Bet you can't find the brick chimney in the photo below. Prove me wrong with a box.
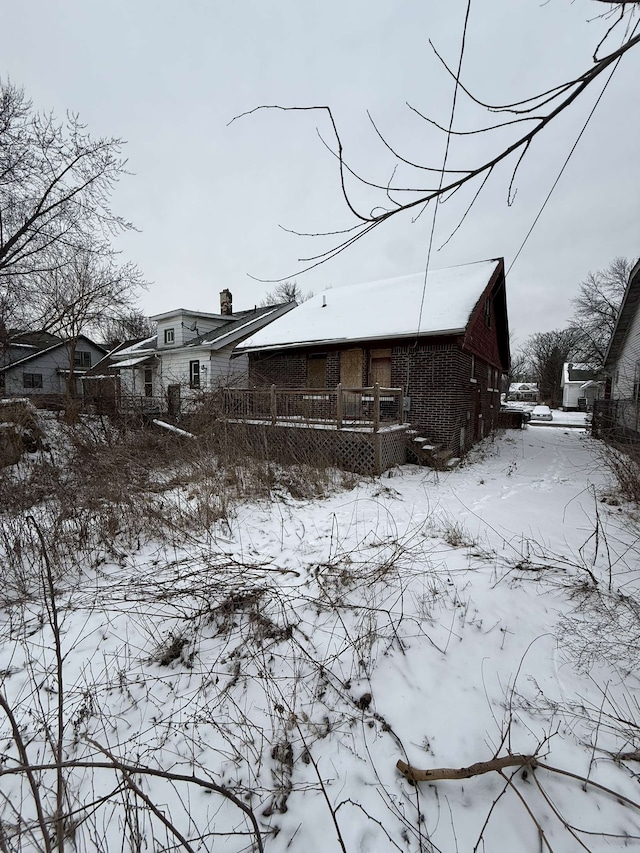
[220,289,233,316]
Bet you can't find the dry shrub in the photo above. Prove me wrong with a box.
[599,439,640,504]
[0,413,359,604]
[0,398,44,466]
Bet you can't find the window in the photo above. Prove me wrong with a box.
[190,360,200,388]
[23,373,43,389]
[164,328,175,345]
[470,354,476,382]
[484,298,491,328]
[74,351,92,368]
[307,354,327,388]
[144,367,153,398]
[369,348,392,388]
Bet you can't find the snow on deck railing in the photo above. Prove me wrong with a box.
[222,384,405,432]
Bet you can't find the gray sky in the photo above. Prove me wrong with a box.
[3,0,639,346]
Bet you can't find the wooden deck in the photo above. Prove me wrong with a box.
[221,384,409,474]
[221,384,405,432]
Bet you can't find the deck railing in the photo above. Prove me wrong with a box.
[222,384,405,432]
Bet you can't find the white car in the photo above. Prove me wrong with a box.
[530,405,553,421]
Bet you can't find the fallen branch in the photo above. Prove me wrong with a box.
[396,754,536,783]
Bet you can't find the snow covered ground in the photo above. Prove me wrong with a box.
[2,423,640,851]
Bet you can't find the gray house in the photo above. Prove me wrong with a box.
[0,331,107,399]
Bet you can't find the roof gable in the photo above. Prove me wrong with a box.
[238,259,504,352]
[111,304,296,362]
[1,334,107,372]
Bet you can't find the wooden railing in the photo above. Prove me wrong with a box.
[222,384,404,432]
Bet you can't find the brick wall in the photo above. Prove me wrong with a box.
[464,297,502,367]
[249,351,308,387]
[248,339,501,455]
[249,348,351,388]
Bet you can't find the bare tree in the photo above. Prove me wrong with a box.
[99,309,155,349]
[30,251,145,400]
[0,79,135,285]
[260,280,312,306]
[232,2,640,278]
[522,328,582,407]
[507,347,533,385]
[0,285,26,356]
[569,256,634,367]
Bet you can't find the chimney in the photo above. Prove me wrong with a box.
[220,289,233,316]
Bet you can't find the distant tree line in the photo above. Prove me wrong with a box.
[511,257,634,407]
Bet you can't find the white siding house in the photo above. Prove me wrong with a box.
[110,290,295,410]
[602,258,640,436]
[560,363,603,411]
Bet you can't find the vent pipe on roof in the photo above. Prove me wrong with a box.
[322,295,327,308]
[220,289,233,316]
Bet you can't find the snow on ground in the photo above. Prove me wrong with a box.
[2,424,640,851]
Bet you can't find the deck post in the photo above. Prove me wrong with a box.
[397,389,404,425]
[336,383,343,429]
[270,384,277,425]
[374,433,382,474]
[373,383,380,433]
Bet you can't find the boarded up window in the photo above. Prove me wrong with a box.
[340,348,363,388]
[307,354,327,388]
[369,348,392,388]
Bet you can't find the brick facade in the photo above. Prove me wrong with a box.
[248,337,503,455]
[247,265,509,456]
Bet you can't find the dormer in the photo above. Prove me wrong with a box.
[152,309,230,349]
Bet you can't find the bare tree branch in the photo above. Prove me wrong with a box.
[232,7,640,280]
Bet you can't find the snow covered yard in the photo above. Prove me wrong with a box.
[2,421,640,851]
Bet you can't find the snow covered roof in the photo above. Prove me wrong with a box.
[114,355,154,368]
[0,334,106,372]
[509,383,537,392]
[183,304,294,351]
[238,259,503,352]
[563,362,599,384]
[110,336,158,360]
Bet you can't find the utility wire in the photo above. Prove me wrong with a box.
[507,21,637,276]
[414,0,473,340]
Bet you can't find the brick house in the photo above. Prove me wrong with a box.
[238,258,510,455]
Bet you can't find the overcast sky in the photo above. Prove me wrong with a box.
[2,0,639,346]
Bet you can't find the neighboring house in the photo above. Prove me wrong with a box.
[238,258,510,454]
[0,331,107,398]
[600,257,640,438]
[82,338,146,414]
[109,290,295,409]
[560,363,603,411]
[508,382,538,402]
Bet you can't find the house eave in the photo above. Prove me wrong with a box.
[239,327,466,354]
[149,308,229,322]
